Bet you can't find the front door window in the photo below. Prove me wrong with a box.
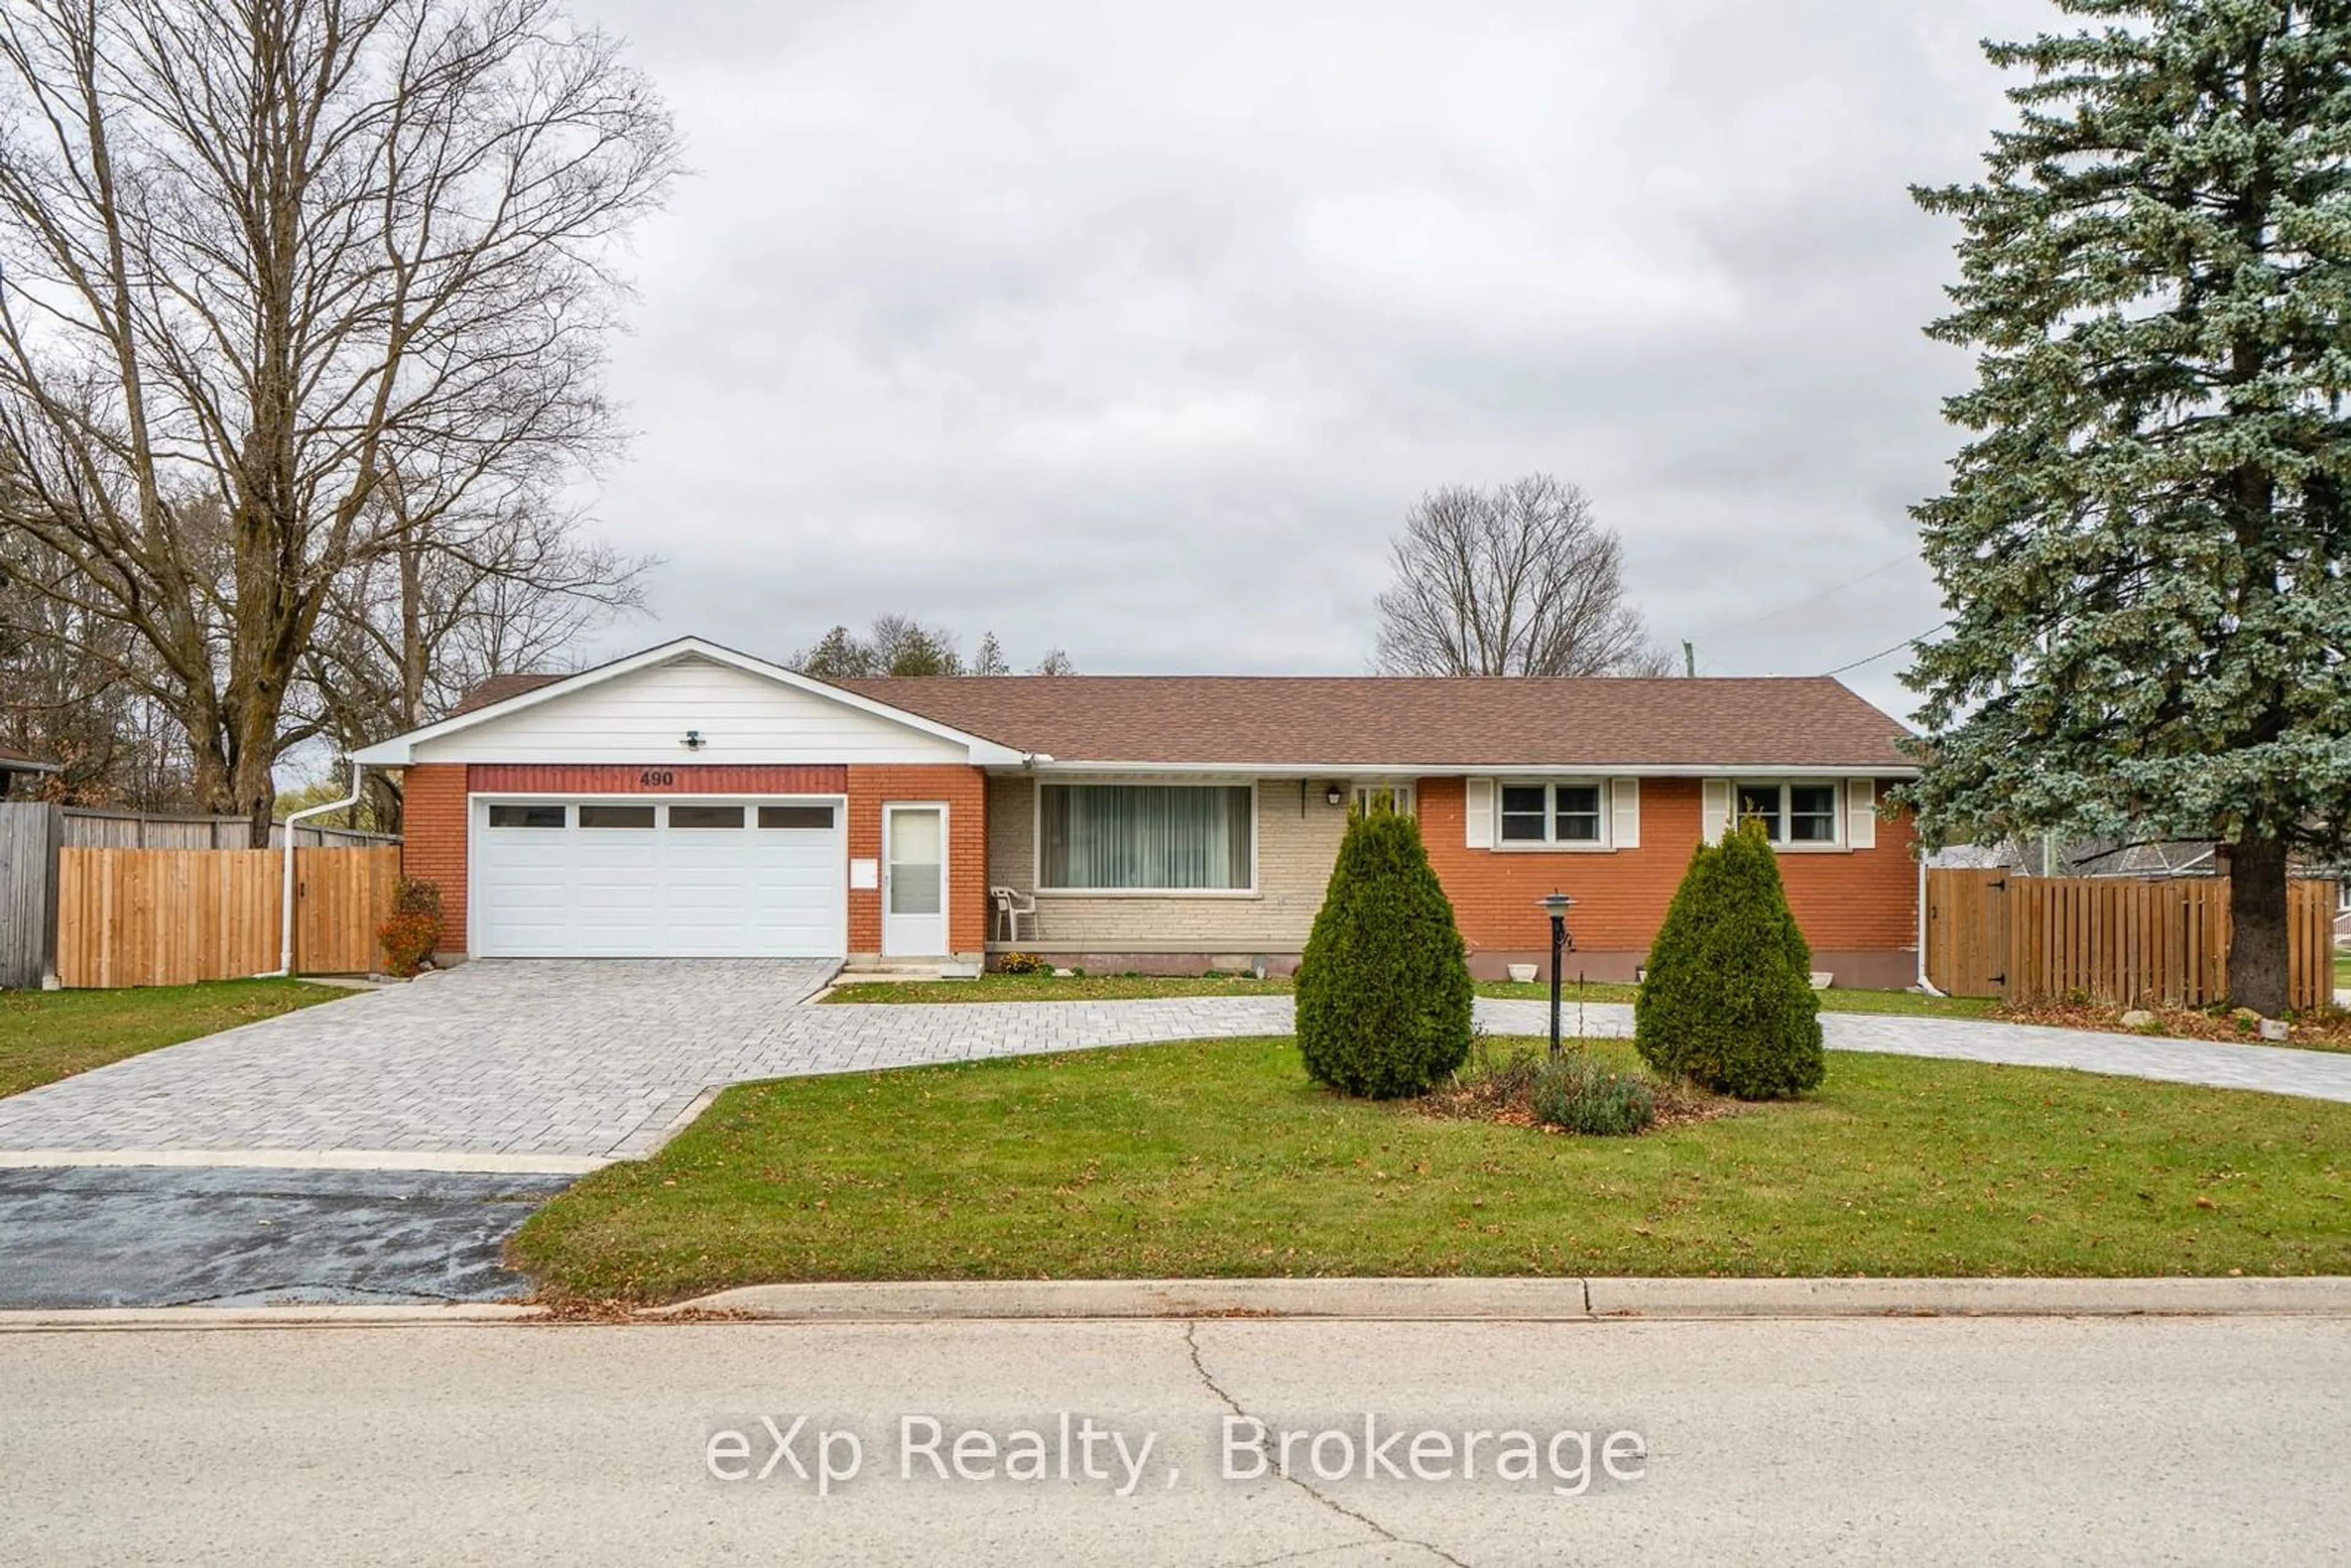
[882,805,948,955]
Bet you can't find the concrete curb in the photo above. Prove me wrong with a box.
[0,1304,546,1332]
[663,1276,2351,1322]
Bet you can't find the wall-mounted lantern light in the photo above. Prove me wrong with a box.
[1325,784,1345,806]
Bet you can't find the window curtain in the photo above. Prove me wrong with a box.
[1041,784,1252,890]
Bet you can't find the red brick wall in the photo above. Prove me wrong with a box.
[1419,776,1917,967]
[845,764,990,955]
[400,763,470,956]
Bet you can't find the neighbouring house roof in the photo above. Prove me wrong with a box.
[838,675,1914,773]
[451,673,565,716]
[0,743,61,773]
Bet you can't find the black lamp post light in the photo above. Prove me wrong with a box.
[1539,890,1575,1060]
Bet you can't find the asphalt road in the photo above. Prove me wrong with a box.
[0,1167,566,1307]
[3,1315,2343,1565]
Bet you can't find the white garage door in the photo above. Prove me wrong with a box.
[472,798,846,958]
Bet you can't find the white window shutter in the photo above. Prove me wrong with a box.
[1847,778,1877,850]
[1610,778,1640,849]
[1701,778,1733,843]
[1464,778,1494,849]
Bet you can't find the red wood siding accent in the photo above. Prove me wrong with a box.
[464,764,849,794]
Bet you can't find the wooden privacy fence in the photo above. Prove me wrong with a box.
[54,846,401,988]
[1926,869,2339,1011]
[0,801,62,989]
[58,808,398,850]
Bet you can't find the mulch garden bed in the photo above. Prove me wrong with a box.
[1419,1047,1743,1134]
[1996,1000,2351,1054]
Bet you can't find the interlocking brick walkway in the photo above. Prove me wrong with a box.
[1,963,2346,1170]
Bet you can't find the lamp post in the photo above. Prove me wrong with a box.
[1539,891,1575,1060]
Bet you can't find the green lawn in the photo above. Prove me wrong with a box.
[2337,949,2349,991]
[0,979,347,1098]
[510,1033,2351,1303]
[823,972,1996,1018]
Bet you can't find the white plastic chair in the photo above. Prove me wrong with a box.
[991,885,1038,943]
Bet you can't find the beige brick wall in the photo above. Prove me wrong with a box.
[986,775,1348,951]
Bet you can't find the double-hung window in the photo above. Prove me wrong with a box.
[1498,782,1606,847]
[1039,782,1254,891]
[1354,784,1414,818]
[1736,782,1841,845]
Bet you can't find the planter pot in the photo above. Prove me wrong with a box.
[1506,963,1539,984]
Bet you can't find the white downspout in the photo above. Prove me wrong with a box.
[1914,850,1946,997]
[257,760,364,979]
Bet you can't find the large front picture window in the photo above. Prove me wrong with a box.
[1040,783,1254,891]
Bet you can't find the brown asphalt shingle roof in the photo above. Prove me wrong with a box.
[444,662,1913,770]
[0,743,58,770]
[840,675,1914,770]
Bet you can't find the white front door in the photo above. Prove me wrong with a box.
[881,803,948,956]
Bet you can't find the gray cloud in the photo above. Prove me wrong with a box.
[563,0,2056,716]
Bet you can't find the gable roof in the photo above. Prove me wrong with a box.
[839,675,1914,773]
[350,637,1029,767]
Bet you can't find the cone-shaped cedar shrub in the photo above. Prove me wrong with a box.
[1635,821,1824,1100]
[1295,803,1472,1098]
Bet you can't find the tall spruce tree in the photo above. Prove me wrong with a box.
[1903,1,2351,1014]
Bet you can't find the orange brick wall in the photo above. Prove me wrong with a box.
[1419,776,1918,977]
[399,763,470,956]
[845,763,991,955]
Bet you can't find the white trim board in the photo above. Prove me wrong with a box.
[1015,760,1915,779]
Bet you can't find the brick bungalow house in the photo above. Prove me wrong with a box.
[352,636,1925,986]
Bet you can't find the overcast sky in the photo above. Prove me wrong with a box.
[558,0,2056,721]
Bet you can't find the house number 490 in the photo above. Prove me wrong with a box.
[639,769,676,787]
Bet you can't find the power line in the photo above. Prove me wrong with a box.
[1685,552,1919,643]
[1816,621,1951,678]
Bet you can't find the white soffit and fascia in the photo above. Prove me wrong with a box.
[350,637,1031,768]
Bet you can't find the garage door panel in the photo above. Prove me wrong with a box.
[473,797,846,959]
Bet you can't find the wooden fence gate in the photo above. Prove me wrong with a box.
[1925,869,2338,1011]
[53,846,401,988]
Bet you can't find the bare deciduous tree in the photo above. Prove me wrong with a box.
[1373,475,1668,677]
[298,487,653,823]
[0,0,680,842]
[0,530,190,804]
